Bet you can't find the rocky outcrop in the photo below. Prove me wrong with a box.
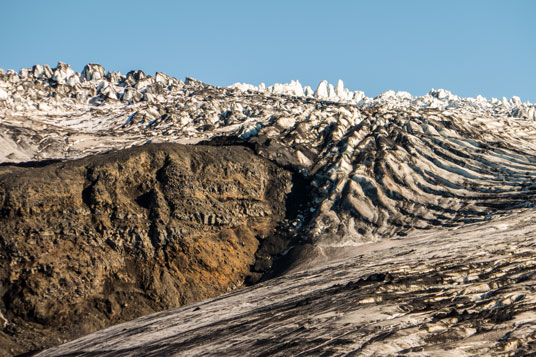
[0,143,292,356]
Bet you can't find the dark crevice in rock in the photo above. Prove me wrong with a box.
[198,135,318,284]
[284,169,314,221]
[253,170,317,283]
[0,159,63,168]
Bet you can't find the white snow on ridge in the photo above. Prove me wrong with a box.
[0,62,534,121]
[229,79,536,120]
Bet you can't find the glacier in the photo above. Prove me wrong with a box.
[1,62,536,355]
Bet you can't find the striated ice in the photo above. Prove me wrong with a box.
[1,61,536,248]
[2,61,536,357]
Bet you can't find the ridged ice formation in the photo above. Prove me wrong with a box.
[230,79,536,120]
[2,62,536,355]
[1,62,536,247]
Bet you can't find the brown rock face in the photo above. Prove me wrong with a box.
[0,143,291,355]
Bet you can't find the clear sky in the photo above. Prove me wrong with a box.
[1,0,535,101]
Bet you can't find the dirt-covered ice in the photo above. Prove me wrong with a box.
[1,62,536,355]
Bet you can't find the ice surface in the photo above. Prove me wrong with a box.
[229,79,535,120]
[38,208,536,356]
[2,62,536,355]
[315,80,329,98]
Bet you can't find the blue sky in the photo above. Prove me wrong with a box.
[1,1,535,101]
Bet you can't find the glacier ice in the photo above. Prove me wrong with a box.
[229,79,535,120]
[315,80,328,98]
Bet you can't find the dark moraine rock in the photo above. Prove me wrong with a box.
[0,143,293,355]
